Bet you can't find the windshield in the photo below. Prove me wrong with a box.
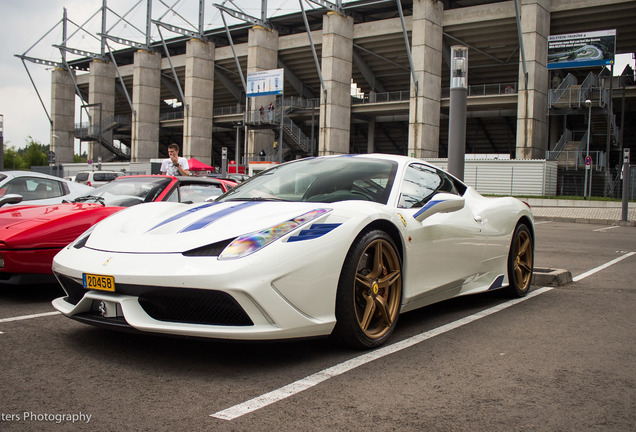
[73,177,171,207]
[217,156,397,204]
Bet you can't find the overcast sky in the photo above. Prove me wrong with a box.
[1,1,634,151]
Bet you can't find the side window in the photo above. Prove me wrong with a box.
[398,164,455,209]
[436,171,460,195]
[164,188,179,202]
[4,177,62,200]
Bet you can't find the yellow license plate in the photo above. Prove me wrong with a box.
[83,273,115,292]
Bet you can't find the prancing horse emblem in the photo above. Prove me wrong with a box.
[98,301,107,317]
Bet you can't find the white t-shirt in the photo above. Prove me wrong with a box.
[161,157,189,176]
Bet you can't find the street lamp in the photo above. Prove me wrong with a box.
[584,99,592,199]
[448,46,468,181]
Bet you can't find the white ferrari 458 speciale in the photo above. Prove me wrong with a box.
[52,154,534,348]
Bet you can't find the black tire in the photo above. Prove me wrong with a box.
[331,230,402,349]
[505,223,534,297]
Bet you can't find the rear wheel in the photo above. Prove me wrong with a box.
[332,230,402,349]
[505,223,534,297]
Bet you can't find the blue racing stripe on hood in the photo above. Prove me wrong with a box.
[147,202,218,232]
[179,201,260,233]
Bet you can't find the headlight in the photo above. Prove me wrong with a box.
[219,209,331,260]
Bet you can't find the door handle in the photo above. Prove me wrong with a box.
[474,215,483,223]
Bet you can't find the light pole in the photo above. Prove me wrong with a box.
[584,99,592,199]
[448,46,468,181]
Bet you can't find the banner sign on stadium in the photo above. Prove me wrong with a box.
[246,68,284,97]
[548,29,616,70]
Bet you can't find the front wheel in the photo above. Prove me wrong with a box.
[505,223,534,297]
[331,230,402,349]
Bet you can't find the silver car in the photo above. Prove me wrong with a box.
[0,171,93,207]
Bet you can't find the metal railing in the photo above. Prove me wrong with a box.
[160,110,184,121]
[548,73,577,107]
[550,129,573,157]
[212,80,524,113]
[352,91,410,104]
[579,71,598,102]
[440,82,519,99]
[213,105,244,116]
[544,150,605,171]
[282,116,312,152]
[466,82,518,96]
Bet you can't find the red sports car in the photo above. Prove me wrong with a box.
[0,175,236,285]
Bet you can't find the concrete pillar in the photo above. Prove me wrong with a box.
[183,39,215,164]
[131,49,161,162]
[516,0,550,159]
[50,68,75,164]
[319,12,354,156]
[407,0,443,159]
[88,60,116,162]
[367,117,375,153]
[247,26,278,161]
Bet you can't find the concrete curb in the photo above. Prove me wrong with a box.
[534,216,636,227]
[533,267,573,286]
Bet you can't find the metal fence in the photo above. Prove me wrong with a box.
[557,166,635,200]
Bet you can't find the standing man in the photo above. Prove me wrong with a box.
[160,143,190,176]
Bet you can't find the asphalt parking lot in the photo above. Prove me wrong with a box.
[1,221,635,431]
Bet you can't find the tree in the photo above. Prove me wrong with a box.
[21,137,49,167]
[2,137,49,170]
[74,151,88,163]
[3,145,22,170]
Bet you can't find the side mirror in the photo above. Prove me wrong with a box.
[413,193,464,222]
[0,194,24,207]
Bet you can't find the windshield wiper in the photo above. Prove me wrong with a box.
[73,195,106,205]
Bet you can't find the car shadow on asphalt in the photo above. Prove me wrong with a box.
[0,283,65,305]
[55,288,515,375]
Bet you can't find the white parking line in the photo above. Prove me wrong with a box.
[211,252,636,421]
[0,311,60,334]
[572,251,635,282]
[593,225,620,232]
[0,311,60,323]
[211,287,553,421]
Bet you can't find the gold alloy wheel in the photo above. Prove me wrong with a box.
[513,228,533,292]
[353,238,402,340]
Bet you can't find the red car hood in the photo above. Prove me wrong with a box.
[0,203,123,249]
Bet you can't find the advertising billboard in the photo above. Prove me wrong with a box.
[246,68,284,97]
[548,29,616,70]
